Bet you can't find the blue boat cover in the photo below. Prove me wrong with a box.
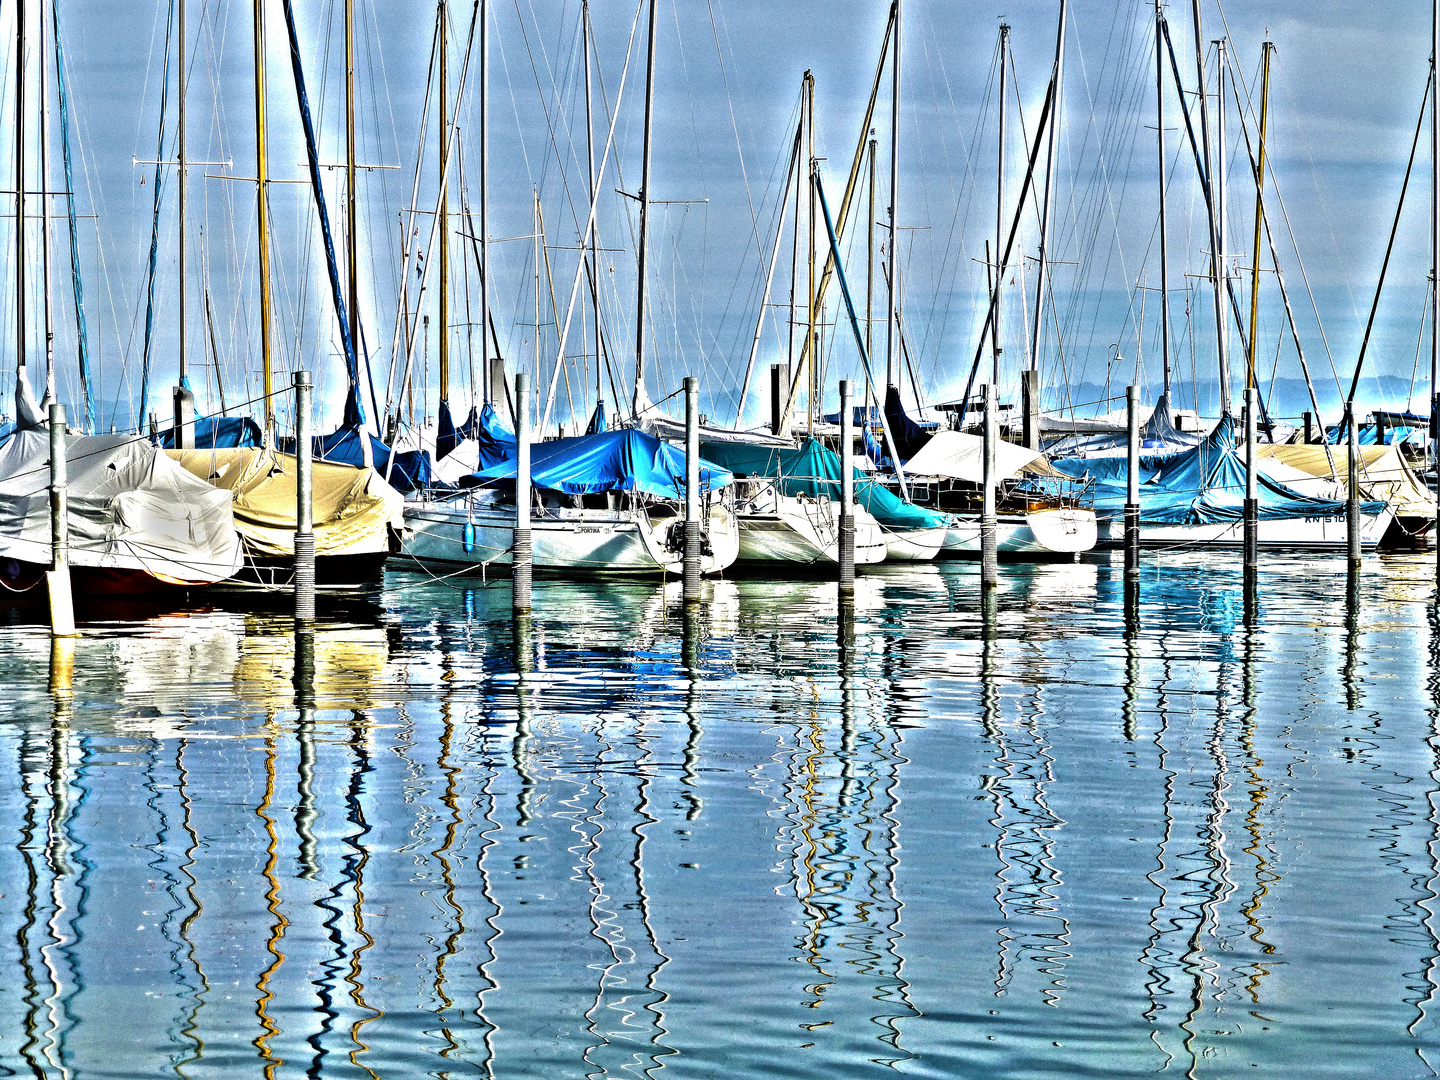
[315,426,432,492]
[469,428,732,500]
[1051,416,1384,523]
[700,437,949,531]
[156,415,263,450]
[466,402,517,470]
[435,399,466,460]
[586,400,608,435]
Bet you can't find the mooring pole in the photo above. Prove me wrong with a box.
[293,370,315,622]
[1346,401,1362,568]
[982,382,998,588]
[839,378,856,587]
[1125,384,1140,577]
[47,403,75,636]
[1244,385,1259,570]
[683,376,701,603]
[513,370,532,612]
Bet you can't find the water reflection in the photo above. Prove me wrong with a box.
[0,558,1436,1074]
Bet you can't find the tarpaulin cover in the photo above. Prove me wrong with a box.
[470,428,733,500]
[470,403,517,470]
[314,426,431,492]
[586,400,607,435]
[903,430,1057,482]
[156,415,263,450]
[169,446,403,557]
[1043,394,1201,457]
[1051,416,1384,523]
[883,384,934,463]
[1258,443,1436,518]
[435,399,465,461]
[700,437,949,531]
[0,428,242,583]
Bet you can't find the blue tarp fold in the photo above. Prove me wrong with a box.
[156,416,263,450]
[470,428,731,500]
[1053,416,1383,523]
[315,427,431,492]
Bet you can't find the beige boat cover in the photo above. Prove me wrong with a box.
[1257,444,1437,518]
[168,447,403,557]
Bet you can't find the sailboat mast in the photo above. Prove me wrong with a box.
[254,0,273,440]
[15,0,25,407]
[994,23,1008,386]
[1246,40,1272,394]
[346,0,359,401]
[1214,35,1231,413]
[1155,0,1171,399]
[178,0,187,391]
[1190,0,1229,416]
[632,0,657,418]
[867,133,876,421]
[1431,0,1438,457]
[439,0,449,405]
[583,0,600,407]
[885,0,900,390]
[806,70,816,434]
[480,0,489,406]
[39,0,53,403]
[1029,0,1068,373]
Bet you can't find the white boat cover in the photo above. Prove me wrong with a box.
[0,428,243,584]
[903,430,1063,482]
[169,447,404,557]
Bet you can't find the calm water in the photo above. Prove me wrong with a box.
[0,553,1437,1078]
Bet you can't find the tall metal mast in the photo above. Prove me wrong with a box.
[480,0,489,405]
[1155,1,1171,400]
[254,0,274,439]
[346,0,359,403]
[867,133,876,422]
[1029,0,1068,373]
[1190,0,1229,416]
[1246,40,1272,394]
[1431,0,1438,462]
[583,0,600,407]
[806,70,816,433]
[15,0,25,413]
[885,0,901,390]
[178,0,187,393]
[438,1,449,406]
[632,0,657,417]
[39,0,53,403]
[995,22,1008,386]
[1213,36,1231,413]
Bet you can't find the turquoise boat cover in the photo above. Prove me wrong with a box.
[1050,416,1384,523]
[469,428,732,500]
[700,437,949,531]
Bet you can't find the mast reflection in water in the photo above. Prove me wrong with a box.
[0,555,1435,1076]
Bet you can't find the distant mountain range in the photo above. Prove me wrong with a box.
[1032,375,1432,423]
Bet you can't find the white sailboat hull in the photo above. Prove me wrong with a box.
[399,500,739,576]
[941,507,1097,556]
[1094,506,1395,550]
[735,496,888,565]
[882,525,946,561]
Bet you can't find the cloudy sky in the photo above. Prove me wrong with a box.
[7,0,1438,433]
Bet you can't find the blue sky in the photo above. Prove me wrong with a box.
[7,0,1438,433]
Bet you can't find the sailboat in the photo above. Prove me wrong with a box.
[0,0,242,598]
[155,0,412,589]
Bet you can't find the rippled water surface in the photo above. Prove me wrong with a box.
[1,553,1438,1078]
